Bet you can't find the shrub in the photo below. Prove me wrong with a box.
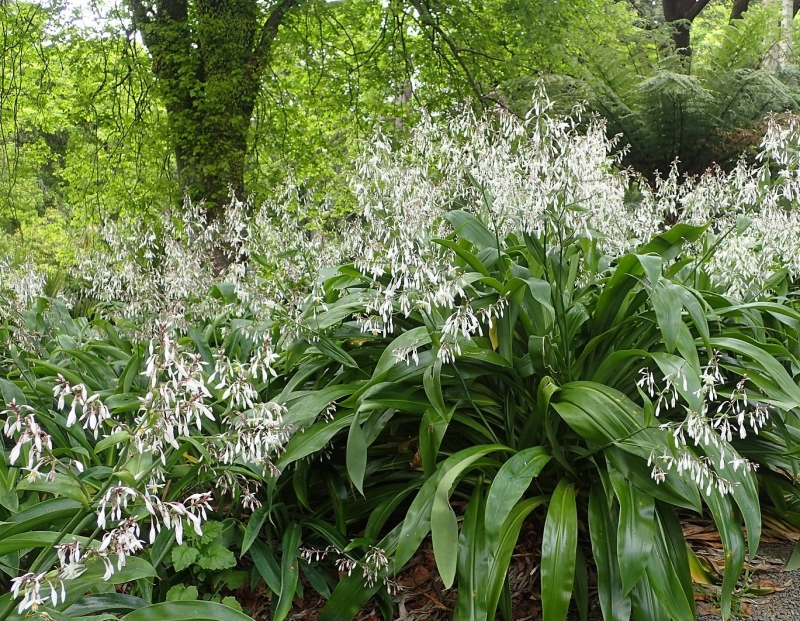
[2,94,800,621]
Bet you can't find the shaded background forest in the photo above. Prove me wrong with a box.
[2,0,800,267]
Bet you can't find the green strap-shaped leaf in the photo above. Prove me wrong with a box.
[120,601,253,621]
[631,571,669,621]
[541,479,577,621]
[0,498,82,539]
[433,238,491,277]
[651,280,682,354]
[444,209,497,250]
[710,336,800,405]
[644,511,695,621]
[609,466,654,595]
[395,444,509,570]
[432,446,497,590]
[315,335,359,369]
[485,446,550,547]
[65,593,148,616]
[552,383,658,459]
[250,540,281,594]
[704,488,745,620]
[372,326,432,378]
[573,546,589,621]
[276,411,354,469]
[318,571,382,621]
[284,385,357,428]
[485,496,547,619]
[431,483,460,589]
[241,505,269,556]
[606,447,702,512]
[346,410,367,495]
[657,505,694,613]
[588,485,631,621]
[454,480,488,621]
[273,523,302,621]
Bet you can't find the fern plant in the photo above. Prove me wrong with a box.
[506,5,800,180]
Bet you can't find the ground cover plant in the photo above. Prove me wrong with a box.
[4,95,800,621]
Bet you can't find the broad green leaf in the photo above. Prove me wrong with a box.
[171,544,199,572]
[250,540,281,594]
[541,479,577,621]
[315,335,359,368]
[657,505,694,613]
[485,447,550,546]
[445,210,497,250]
[284,385,356,428]
[277,411,354,469]
[650,352,703,414]
[120,601,253,621]
[552,383,659,459]
[16,473,91,507]
[704,489,745,620]
[710,336,800,405]
[197,545,236,571]
[651,280,681,354]
[373,326,432,378]
[573,547,589,621]
[0,556,159,618]
[631,572,668,621]
[241,505,269,556]
[95,431,131,453]
[396,444,508,570]
[0,498,82,539]
[318,571,381,621]
[431,481,459,589]
[701,440,760,560]
[645,512,694,621]
[274,523,301,621]
[606,447,702,512]
[588,485,631,621]
[423,360,446,418]
[166,585,199,602]
[434,238,491,277]
[485,497,547,619]
[64,594,148,616]
[346,412,367,495]
[0,532,88,557]
[454,480,488,621]
[638,223,709,261]
[609,466,654,595]
[0,378,26,406]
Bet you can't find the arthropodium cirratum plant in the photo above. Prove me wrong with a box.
[3,91,800,621]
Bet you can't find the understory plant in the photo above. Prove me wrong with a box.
[3,91,800,621]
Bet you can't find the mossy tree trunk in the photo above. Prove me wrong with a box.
[128,0,299,220]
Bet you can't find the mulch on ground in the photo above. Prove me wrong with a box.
[234,512,800,621]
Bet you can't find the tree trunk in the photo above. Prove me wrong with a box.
[128,0,298,222]
[670,19,691,57]
[780,0,794,65]
[661,0,713,64]
[730,0,751,21]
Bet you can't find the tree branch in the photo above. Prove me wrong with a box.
[729,0,750,22]
[407,0,484,103]
[250,0,300,77]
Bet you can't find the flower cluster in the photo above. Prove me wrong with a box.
[209,402,290,476]
[54,375,111,438]
[300,545,396,592]
[637,354,768,495]
[2,400,53,475]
